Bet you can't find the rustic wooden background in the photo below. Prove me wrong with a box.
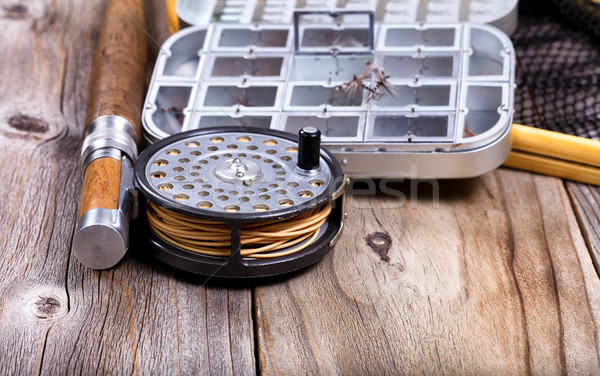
[0,0,599,374]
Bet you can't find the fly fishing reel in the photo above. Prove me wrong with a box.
[73,3,516,275]
[134,126,347,278]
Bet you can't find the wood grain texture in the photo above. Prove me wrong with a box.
[2,0,600,374]
[78,157,121,218]
[504,150,600,186]
[0,0,255,374]
[85,0,147,140]
[255,169,600,374]
[566,182,600,275]
[40,269,255,375]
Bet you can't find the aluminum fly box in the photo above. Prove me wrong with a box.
[143,10,515,179]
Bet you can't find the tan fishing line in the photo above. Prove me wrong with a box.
[146,201,332,258]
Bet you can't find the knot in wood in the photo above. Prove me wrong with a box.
[365,231,392,263]
[2,4,28,19]
[8,114,49,133]
[31,295,63,320]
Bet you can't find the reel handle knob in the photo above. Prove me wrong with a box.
[297,127,321,171]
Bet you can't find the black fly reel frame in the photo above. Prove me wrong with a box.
[133,126,348,278]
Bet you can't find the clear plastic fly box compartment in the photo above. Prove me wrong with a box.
[143,10,515,178]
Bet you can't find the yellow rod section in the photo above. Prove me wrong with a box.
[166,0,179,35]
[504,150,600,186]
[512,123,600,168]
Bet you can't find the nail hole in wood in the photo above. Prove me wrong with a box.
[365,231,392,263]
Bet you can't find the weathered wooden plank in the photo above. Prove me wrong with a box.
[3,0,600,373]
[255,169,600,374]
[0,1,255,374]
[39,267,255,375]
[566,182,600,275]
[0,0,85,373]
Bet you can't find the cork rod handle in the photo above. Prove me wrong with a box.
[85,0,147,139]
[78,0,146,219]
[73,0,147,269]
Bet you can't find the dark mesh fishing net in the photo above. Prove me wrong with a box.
[513,0,600,140]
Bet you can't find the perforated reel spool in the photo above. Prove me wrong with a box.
[134,127,346,278]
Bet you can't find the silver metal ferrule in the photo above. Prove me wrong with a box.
[81,115,139,166]
[82,148,122,168]
[72,155,137,269]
